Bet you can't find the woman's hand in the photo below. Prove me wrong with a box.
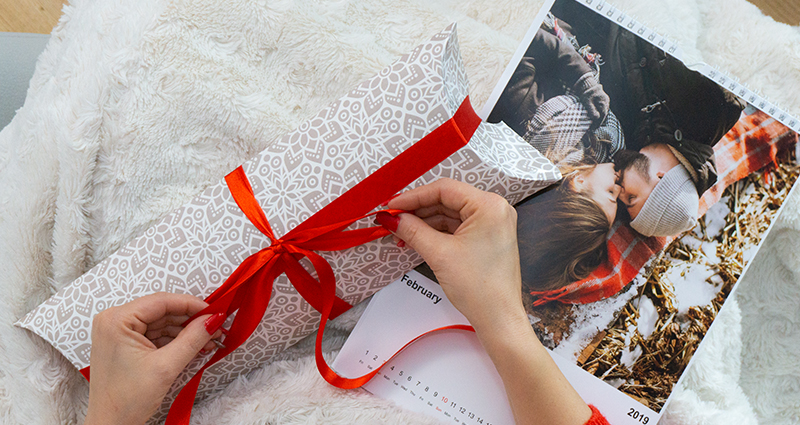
[377,178,525,333]
[84,293,225,425]
[376,178,594,425]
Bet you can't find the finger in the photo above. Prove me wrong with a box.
[152,336,174,349]
[153,336,222,351]
[413,204,462,220]
[388,234,404,247]
[121,293,209,334]
[146,315,193,331]
[156,313,224,369]
[392,212,451,260]
[421,215,462,234]
[145,326,184,341]
[202,340,218,352]
[200,330,224,352]
[388,179,481,219]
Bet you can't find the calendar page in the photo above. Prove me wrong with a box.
[333,270,657,425]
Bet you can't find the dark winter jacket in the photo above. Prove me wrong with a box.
[488,28,595,136]
[601,28,743,194]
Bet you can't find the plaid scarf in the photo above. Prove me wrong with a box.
[530,110,798,306]
[523,95,624,167]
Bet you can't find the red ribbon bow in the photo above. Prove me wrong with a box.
[158,96,482,424]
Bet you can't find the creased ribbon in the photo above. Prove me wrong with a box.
[148,96,481,424]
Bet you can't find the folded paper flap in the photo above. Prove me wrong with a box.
[468,122,562,186]
[17,24,560,422]
[442,23,469,117]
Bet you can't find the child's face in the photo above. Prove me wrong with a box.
[576,163,622,224]
[618,144,680,219]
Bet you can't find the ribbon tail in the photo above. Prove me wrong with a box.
[165,263,282,425]
[316,320,476,389]
[290,250,476,390]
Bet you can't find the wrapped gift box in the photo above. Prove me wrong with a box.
[17,24,560,420]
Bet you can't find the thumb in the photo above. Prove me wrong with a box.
[392,213,452,261]
[157,313,223,370]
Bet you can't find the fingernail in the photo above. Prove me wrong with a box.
[220,328,229,336]
[204,313,226,335]
[200,349,208,355]
[374,211,400,232]
[397,240,405,248]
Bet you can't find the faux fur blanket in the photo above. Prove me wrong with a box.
[1,0,799,424]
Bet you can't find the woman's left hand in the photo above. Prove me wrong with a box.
[84,293,225,425]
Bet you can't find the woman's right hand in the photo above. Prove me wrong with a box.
[376,178,596,425]
[376,178,527,335]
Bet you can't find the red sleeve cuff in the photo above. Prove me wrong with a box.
[584,405,610,425]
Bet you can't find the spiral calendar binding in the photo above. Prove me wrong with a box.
[700,63,800,131]
[580,0,683,59]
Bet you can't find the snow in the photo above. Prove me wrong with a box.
[636,296,659,340]
[620,345,643,369]
[681,234,702,250]
[606,378,625,389]
[551,281,642,361]
[743,243,760,263]
[796,139,800,164]
[614,296,659,371]
[619,322,642,368]
[744,182,756,196]
[705,196,731,238]
[663,261,722,315]
[701,241,720,263]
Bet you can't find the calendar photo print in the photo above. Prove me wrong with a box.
[482,0,800,414]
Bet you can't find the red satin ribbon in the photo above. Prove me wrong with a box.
[146,96,481,424]
[77,97,480,421]
[321,323,477,389]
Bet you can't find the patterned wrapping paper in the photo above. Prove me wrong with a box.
[17,24,560,419]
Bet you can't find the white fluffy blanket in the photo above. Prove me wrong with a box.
[2,0,799,423]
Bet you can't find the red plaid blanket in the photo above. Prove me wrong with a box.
[530,110,798,306]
